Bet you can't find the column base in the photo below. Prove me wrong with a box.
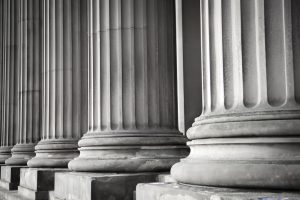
[5,143,36,166]
[17,168,69,200]
[136,183,300,200]
[53,171,165,200]
[68,130,188,172]
[27,139,79,168]
[0,146,12,164]
[0,166,24,190]
[171,137,300,190]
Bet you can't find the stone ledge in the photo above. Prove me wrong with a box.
[53,172,168,200]
[136,182,300,200]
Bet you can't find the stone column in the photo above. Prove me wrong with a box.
[5,0,42,165]
[172,0,300,189]
[27,0,88,168]
[0,0,19,163]
[68,0,187,172]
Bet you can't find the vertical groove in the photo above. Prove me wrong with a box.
[11,0,17,145]
[72,0,81,139]
[122,0,135,130]
[56,0,63,139]
[32,0,41,143]
[0,0,3,145]
[3,0,7,146]
[100,0,110,130]
[80,0,88,135]
[1,0,4,146]
[63,0,72,138]
[92,0,101,131]
[202,0,211,115]
[7,0,12,146]
[24,0,28,143]
[87,0,92,130]
[209,0,224,112]
[222,0,243,109]
[19,0,25,143]
[241,0,260,107]
[158,0,167,128]
[281,0,294,103]
[49,0,55,138]
[27,0,34,143]
[166,0,176,129]
[2,0,5,145]
[293,0,300,103]
[44,0,49,139]
[110,0,122,130]
[265,0,288,106]
[4,0,9,145]
[147,0,159,128]
[135,0,148,129]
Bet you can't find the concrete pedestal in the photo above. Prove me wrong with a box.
[17,168,69,200]
[53,172,166,200]
[0,166,23,190]
[136,183,300,200]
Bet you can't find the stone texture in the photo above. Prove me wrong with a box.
[136,183,300,200]
[0,166,23,191]
[171,0,300,189]
[6,0,42,166]
[68,0,188,173]
[17,168,69,200]
[27,0,88,168]
[53,172,164,200]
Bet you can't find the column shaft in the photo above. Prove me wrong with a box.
[171,0,300,189]
[6,0,42,165]
[27,0,88,168]
[69,0,187,172]
[0,0,19,163]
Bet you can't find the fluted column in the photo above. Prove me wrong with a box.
[5,0,42,165]
[68,0,187,172]
[0,0,19,163]
[172,0,300,189]
[27,0,88,168]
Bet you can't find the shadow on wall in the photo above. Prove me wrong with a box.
[182,0,202,132]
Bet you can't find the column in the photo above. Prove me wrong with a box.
[5,0,42,165]
[27,0,88,168]
[171,0,300,189]
[68,0,187,172]
[0,0,19,163]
